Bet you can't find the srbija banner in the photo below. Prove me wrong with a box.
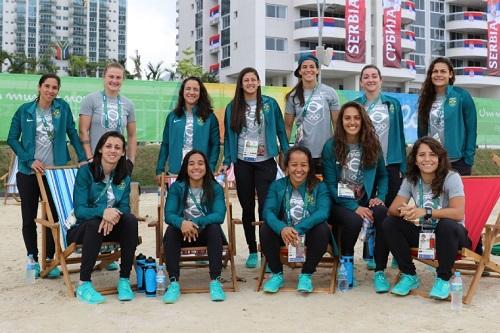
[345,0,366,63]
[382,0,402,68]
[487,0,500,76]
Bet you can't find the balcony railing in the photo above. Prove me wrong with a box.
[448,39,487,49]
[209,4,220,25]
[294,50,346,62]
[295,17,345,29]
[447,11,486,22]
[454,67,486,76]
[401,30,415,41]
[401,1,415,11]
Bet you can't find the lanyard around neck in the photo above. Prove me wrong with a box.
[302,85,317,119]
[418,178,439,228]
[188,187,206,216]
[365,95,381,114]
[102,91,122,129]
[284,180,308,226]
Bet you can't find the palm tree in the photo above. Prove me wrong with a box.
[8,53,27,73]
[0,51,10,73]
[129,50,142,80]
[146,61,165,81]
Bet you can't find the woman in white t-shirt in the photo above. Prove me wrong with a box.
[384,136,471,299]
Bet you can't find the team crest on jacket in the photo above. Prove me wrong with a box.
[52,108,61,118]
[197,117,204,125]
[448,97,457,107]
[263,103,270,113]
[118,181,126,190]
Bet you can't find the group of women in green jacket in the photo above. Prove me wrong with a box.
[8,54,477,304]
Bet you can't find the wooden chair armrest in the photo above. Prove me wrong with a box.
[252,221,263,226]
[484,225,500,233]
[35,218,58,229]
[148,219,159,227]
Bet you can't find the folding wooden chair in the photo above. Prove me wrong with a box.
[405,176,500,304]
[35,166,124,297]
[148,172,238,293]
[1,150,20,204]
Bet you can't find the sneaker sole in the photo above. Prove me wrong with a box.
[77,295,106,305]
[390,284,419,296]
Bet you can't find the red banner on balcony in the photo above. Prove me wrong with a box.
[383,0,402,68]
[487,0,500,76]
[345,0,366,63]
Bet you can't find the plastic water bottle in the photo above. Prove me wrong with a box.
[144,257,157,297]
[450,272,463,311]
[25,255,36,284]
[135,253,146,292]
[359,218,371,241]
[337,262,348,293]
[156,264,166,295]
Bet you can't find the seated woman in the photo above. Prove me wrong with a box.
[261,146,331,293]
[162,150,227,303]
[69,131,138,304]
[384,136,470,299]
[322,101,389,292]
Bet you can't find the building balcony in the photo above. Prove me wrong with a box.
[447,39,487,59]
[454,66,500,88]
[379,59,417,81]
[294,17,345,41]
[209,4,220,26]
[209,34,220,54]
[401,30,416,52]
[447,12,487,32]
[293,0,345,8]
[401,1,416,25]
[209,63,219,74]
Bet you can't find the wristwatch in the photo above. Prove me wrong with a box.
[424,207,433,220]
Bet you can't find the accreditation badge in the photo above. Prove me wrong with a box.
[338,182,355,199]
[288,235,306,263]
[417,231,436,260]
[242,139,258,161]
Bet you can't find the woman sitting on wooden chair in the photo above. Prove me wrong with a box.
[69,131,138,304]
[384,136,470,299]
[162,150,227,304]
[261,146,331,293]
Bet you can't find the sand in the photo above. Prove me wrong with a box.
[0,193,499,333]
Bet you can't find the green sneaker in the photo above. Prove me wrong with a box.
[373,271,390,293]
[209,278,226,302]
[117,278,135,301]
[391,274,420,296]
[263,272,284,293]
[76,282,106,304]
[366,259,376,271]
[163,281,181,304]
[245,253,258,269]
[47,266,61,279]
[33,262,41,279]
[429,278,450,300]
[105,261,119,271]
[297,273,313,293]
[391,258,399,269]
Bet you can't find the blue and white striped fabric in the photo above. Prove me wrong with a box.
[44,168,78,249]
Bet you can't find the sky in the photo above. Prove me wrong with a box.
[126,0,177,75]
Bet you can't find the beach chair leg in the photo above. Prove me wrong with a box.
[330,257,339,294]
[256,255,267,292]
[230,251,238,292]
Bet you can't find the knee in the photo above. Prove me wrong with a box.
[204,223,222,238]
[372,205,388,223]
[435,219,460,237]
[121,213,138,231]
[260,223,278,242]
[307,223,330,244]
[382,215,400,233]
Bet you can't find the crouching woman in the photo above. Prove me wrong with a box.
[261,146,331,293]
[69,131,138,304]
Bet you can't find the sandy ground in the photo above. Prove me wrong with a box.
[0,193,499,333]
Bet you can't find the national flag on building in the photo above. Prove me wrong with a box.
[54,40,70,60]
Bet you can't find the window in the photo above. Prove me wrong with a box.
[265,37,287,51]
[222,45,230,59]
[266,4,287,19]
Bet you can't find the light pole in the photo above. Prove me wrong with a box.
[316,0,327,84]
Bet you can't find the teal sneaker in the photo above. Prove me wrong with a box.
[263,272,284,293]
[429,278,450,300]
[33,262,41,279]
[47,266,61,279]
[245,253,258,269]
[105,261,119,271]
[163,281,181,304]
[209,278,226,302]
[297,273,313,293]
[391,274,420,296]
[366,259,376,271]
[391,258,399,269]
[76,282,106,304]
[373,271,391,293]
[117,278,135,301]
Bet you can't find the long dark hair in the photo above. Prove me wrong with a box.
[284,146,319,192]
[176,150,215,206]
[36,73,61,102]
[334,101,381,168]
[418,57,455,133]
[230,67,263,133]
[285,62,319,107]
[406,136,451,198]
[90,131,128,185]
[173,76,213,121]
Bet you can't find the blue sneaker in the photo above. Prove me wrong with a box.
[297,273,313,293]
[391,274,420,296]
[105,261,119,271]
[47,266,61,279]
[33,262,41,279]
[76,282,106,304]
[263,272,284,293]
[245,253,258,269]
[209,278,226,302]
[373,271,390,293]
[163,281,181,304]
[429,278,450,300]
[117,278,135,301]
[366,259,376,270]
